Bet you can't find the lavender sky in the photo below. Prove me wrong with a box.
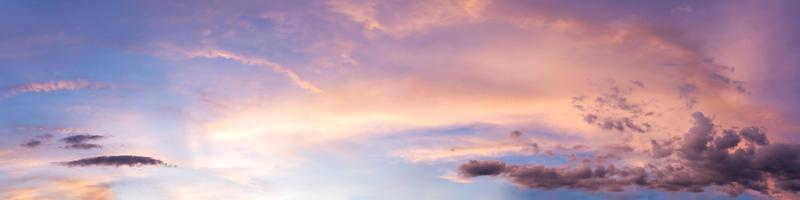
[2,1,800,199]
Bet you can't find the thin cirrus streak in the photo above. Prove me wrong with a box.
[0,80,112,100]
[185,47,324,94]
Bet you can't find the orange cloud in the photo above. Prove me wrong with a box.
[1,179,111,200]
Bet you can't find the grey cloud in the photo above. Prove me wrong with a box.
[678,83,699,109]
[459,161,648,192]
[650,138,678,159]
[594,87,645,115]
[713,129,740,149]
[60,135,104,144]
[458,160,506,177]
[59,134,104,150]
[60,155,169,167]
[740,127,769,145]
[63,143,103,150]
[20,134,53,148]
[595,117,650,133]
[583,114,598,124]
[21,139,42,148]
[631,80,645,88]
[460,112,800,197]
[575,85,653,133]
[510,130,522,138]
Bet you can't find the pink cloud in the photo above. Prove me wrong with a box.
[1,80,113,100]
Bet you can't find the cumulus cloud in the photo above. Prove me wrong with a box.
[59,155,170,167]
[458,112,800,197]
[740,127,769,145]
[1,80,112,100]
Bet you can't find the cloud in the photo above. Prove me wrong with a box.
[13,126,96,135]
[393,141,540,163]
[327,0,490,36]
[391,130,543,163]
[650,138,678,158]
[670,3,693,14]
[0,178,112,200]
[59,134,105,150]
[678,83,699,109]
[59,155,170,167]
[458,160,506,177]
[510,130,522,138]
[63,143,103,150]
[60,135,104,144]
[458,112,800,197]
[574,85,653,133]
[740,127,769,145]
[19,134,53,148]
[458,160,648,192]
[164,46,323,94]
[1,80,112,100]
[20,139,43,148]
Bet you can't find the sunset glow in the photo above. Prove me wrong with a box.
[2,1,800,199]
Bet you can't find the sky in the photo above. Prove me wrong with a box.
[1,0,800,199]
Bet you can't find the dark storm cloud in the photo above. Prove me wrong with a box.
[60,155,169,167]
[459,112,800,197]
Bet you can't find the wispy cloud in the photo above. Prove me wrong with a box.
[1,80,112,100]
[158,46,323,94]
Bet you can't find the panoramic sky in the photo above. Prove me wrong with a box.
[2,0,800,199]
